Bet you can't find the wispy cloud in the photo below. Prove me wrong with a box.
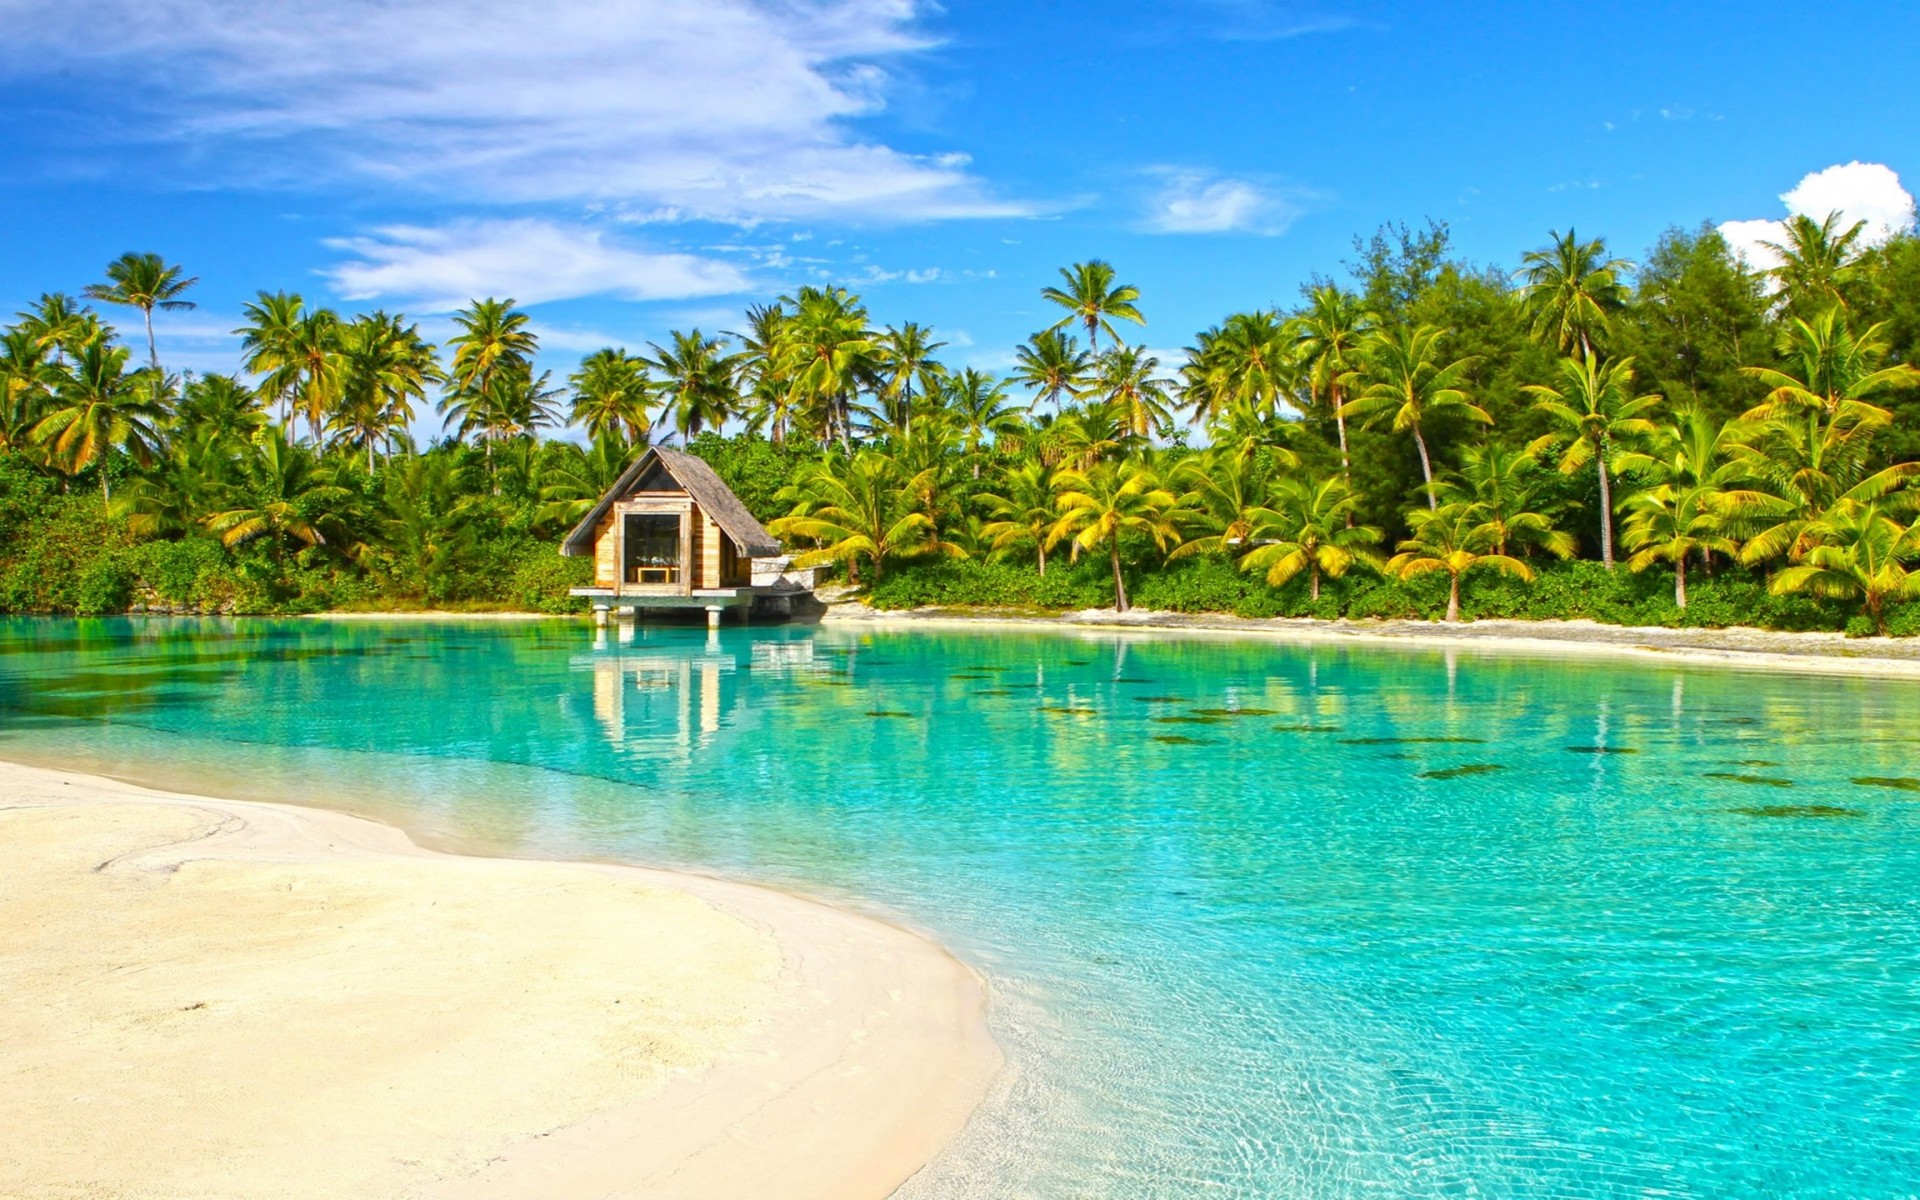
[1140,169,1304,235]
[1719,161,1917,272]
[1181,0,1358,41]
[322,220,753,311]
[0,0,1028,223]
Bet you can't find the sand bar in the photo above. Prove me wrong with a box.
[821,603,1920,680]
[0,760,999,1200]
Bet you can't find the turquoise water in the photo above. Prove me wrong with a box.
[4,617,1919,1197]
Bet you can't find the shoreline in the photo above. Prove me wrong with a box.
[820,602,1920,679]
[0,760,1000,1200]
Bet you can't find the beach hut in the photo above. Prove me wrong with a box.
[560,446,788,625]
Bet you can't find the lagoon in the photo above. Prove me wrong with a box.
[3,616,1918,1197]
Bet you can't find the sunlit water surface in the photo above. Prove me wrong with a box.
[4,617,1919,1198]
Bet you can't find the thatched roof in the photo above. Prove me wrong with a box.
[559,446,782,559]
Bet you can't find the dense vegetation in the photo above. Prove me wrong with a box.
[4,213,1920,632]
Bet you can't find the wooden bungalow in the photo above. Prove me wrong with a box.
[561,446,788,625]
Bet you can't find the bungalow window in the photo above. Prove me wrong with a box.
[623,513,682,584]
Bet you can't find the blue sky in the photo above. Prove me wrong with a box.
[2,0,1916,424]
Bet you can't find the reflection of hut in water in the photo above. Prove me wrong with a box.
[560,446,813,625]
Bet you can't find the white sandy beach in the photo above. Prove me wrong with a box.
[0,761,998,1200]
[819,602,1920,680]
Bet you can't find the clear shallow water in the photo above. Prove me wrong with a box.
[4,617,1919,1198]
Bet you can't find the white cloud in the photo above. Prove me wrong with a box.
[1718,161,1917,270]
[322,220,752,311]
[0,0,1026,223]
[1141,170,1301,235]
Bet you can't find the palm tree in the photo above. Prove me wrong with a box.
[769,450,954,584]
[1011,328,1093,412]
[17,293,95,365]
[1050,399,1141,470]
[648,329,742,442]
[874,322,948,436]
[235,290,311,427]
[1620,482,1739,609]
[1338,324,1488,509]
[202,427,349,559]
[945,369,1018,477]
[1237,474,1383,600]
[1168,448,1277,560]
[568,348,655,444]
[1523,355,1662,566]
[780,286,875,447]
[1389,502,1535,622]
[1768,500,1920,634]
[1048,458,1182,612]
[30,340,165,505]
[1041,260,1145,353]
[174,373,268,448]
[333,312,442,471]
[979,458,1060,574]
[729,302,795,444]
[280,307,345,443]
[446,299,537,399]
[1292,286,1372,488]
[84,252,198,371]
[1761,212,1866,314]
[1516,229,1631,362]
[440,364,562,484]
[1435,444,1576,560]
[1182,310,1294,426]
[537,432,635,530]
[1084,345,1175,439]
[0,328,62,453]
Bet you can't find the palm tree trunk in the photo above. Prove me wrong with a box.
[1332,382,1354,527]
[1110,539,1128,613]
[1596,436,1615,568]
[1310,563,1320,602]
[142,306,159,372]
[1412,424,1437,511]
[1038,541,1047,577]
[1445,574,1461,622]
[1675,556,1687,609]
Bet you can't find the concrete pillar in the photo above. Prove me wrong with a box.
[705,605,723,630]
[592,604,610,627]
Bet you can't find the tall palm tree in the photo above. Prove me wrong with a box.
[1338,324,1489,509]
[1761,212,1867,314]
[1291,286,1372,488]
[1516,230,1632,362]
[30,339,165,505]
[1011,328,1093,412]
[1083,345,1175,439]
[333,312,442,471]
[979,458,1060,574]
[84,252,198,372]
[235,291,312,428]
[568,348,655,444]
[446,299,537,399]
[274,306,345,444]
[1523,355,1663,566]
[1041,260,1145,353]
[944,369,1018,476]
[1388,502,1534,622]
[729,302,795,443]
[778,287,876,447]
[1182,310,1294,426]
[1238,474,1383,600]
[1048,458,1182,612]
[648,329,742,442]
[1768,499,1920,635]
[770,450,954,584]
[874,322,948,436]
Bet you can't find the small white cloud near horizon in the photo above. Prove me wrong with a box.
[1718,161,1917,272]
[322,220,754,312]
[1141,170,1302,235]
